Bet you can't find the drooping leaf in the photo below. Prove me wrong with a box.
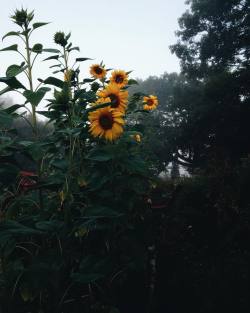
[6,64,28,77]
[2,31,20,41]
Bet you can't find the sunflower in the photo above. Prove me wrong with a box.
[98,83,128,112]
[90,64,107,79]
[88,106,124,141]
[92,97,111,106]
[143,95,158,111]
[110,70,129,88]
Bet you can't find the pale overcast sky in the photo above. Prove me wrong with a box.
[0,0,187,105]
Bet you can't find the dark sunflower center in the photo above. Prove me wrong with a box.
[109,94,119,108]
[95,67,103,74]
[115,75,124,84]
[147,99,154,106]
[99,114,113,130]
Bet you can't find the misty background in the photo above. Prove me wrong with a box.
[0,0,186,108]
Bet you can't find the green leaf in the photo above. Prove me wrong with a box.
[87,149,113,162]
[0,44,18,52]
[68,46,80,52]
[21,29,31,36]
[0,86,11,96]
[42,48,61,53]
[85,101,111,114]
[52,70,63,74]
[35,220,64,232]
[33,22,50,29]
[71,273,104,284]
[0,111,14,128]
[43,55,59,61]
[49,64,61,69]
[6,64,28,77]
[42,77,65,89]
[0,220,43,236]
[36,110,59,119]
[84,206,123,218]
[51,159,68,170]
[0,163,19,184]
[3,104,24,114]
[83,78,95,83]
[76,57,92,62]
[0,76,26,89]
[23,87,50,106]
[2,31,20,41]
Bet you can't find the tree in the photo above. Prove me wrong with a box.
[170,0,250,170]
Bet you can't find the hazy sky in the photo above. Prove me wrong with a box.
[0,0,187,104]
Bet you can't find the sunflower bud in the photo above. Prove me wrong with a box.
[54,31,68,47]
[11,8,34,28]
[32,43,43,54]
[91,82,100,92]
[64,69,74,82]
[131,134,141,143]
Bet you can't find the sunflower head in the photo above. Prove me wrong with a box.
[11,8,34,27]
[97,83,128,113]
[143,95,158,111]
[54,31,68,47]
[88,106,125,141]
[90,97,111,108]
[110,70,129,88]
[90,64,107,80]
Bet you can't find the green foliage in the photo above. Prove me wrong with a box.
[0,8,156,313]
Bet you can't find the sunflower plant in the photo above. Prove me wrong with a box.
[0,8,159,313]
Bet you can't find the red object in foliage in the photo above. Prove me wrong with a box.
[19,171,37,191]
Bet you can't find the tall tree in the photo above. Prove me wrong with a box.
[170,0,250,170]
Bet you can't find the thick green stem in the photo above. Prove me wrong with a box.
[24,29,37,136]
[24,27,43,210]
